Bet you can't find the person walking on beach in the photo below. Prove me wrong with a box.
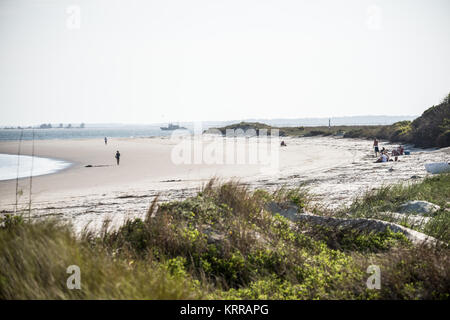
[115,150,121,165]
[104,137,108,145]
[373,138,379,157]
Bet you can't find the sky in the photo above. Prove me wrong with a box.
[0,0,449,126]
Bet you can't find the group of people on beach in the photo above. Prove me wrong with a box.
[373,138,404,163]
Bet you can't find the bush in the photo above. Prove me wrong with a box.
[411,93,450,147]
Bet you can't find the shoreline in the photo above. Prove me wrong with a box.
[0,153,74,182]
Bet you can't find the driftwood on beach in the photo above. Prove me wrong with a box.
[295,213,439,246]
[266,201,439,246]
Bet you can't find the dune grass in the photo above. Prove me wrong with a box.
[0,177,449,300]
[343,174,450,243]
[0,215,203,299]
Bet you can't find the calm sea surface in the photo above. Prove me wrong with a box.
[0,126,180,141]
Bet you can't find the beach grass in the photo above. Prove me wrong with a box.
[343,173,450,242]
[0,177,449,300]
[0,215,203,299]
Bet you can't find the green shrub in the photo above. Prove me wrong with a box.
[411,93,450,147]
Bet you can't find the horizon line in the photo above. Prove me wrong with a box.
[0,114,419,128]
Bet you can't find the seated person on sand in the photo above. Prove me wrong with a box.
[392,148,401,161]
[375,151,389,163]
[280,141,287,147]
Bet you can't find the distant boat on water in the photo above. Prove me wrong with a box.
[160,123,187,131]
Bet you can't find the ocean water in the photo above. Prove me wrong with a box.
[0,127,175,141]
[0,154,71,181]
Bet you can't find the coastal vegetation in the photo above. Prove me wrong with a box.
[206,93,450,148]
[341,173,450,243]
[2,123,86,130]
[1,175,448,299]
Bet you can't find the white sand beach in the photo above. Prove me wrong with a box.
[0,136,448,232]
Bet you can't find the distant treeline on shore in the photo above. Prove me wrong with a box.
[3,123,85,130]
[207,93,450,148]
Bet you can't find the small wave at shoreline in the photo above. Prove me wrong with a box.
[0,154,71,181]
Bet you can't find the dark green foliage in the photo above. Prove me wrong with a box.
[208,121,273,136]
[307,224,412,253]
[0,214,24,229]
[305,130,333,137]
[411,95,450,147]
[342,121,412,142]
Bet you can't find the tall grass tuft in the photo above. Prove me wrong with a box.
[0,216,202,299]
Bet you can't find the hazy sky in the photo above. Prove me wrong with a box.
[0,0,449,126]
